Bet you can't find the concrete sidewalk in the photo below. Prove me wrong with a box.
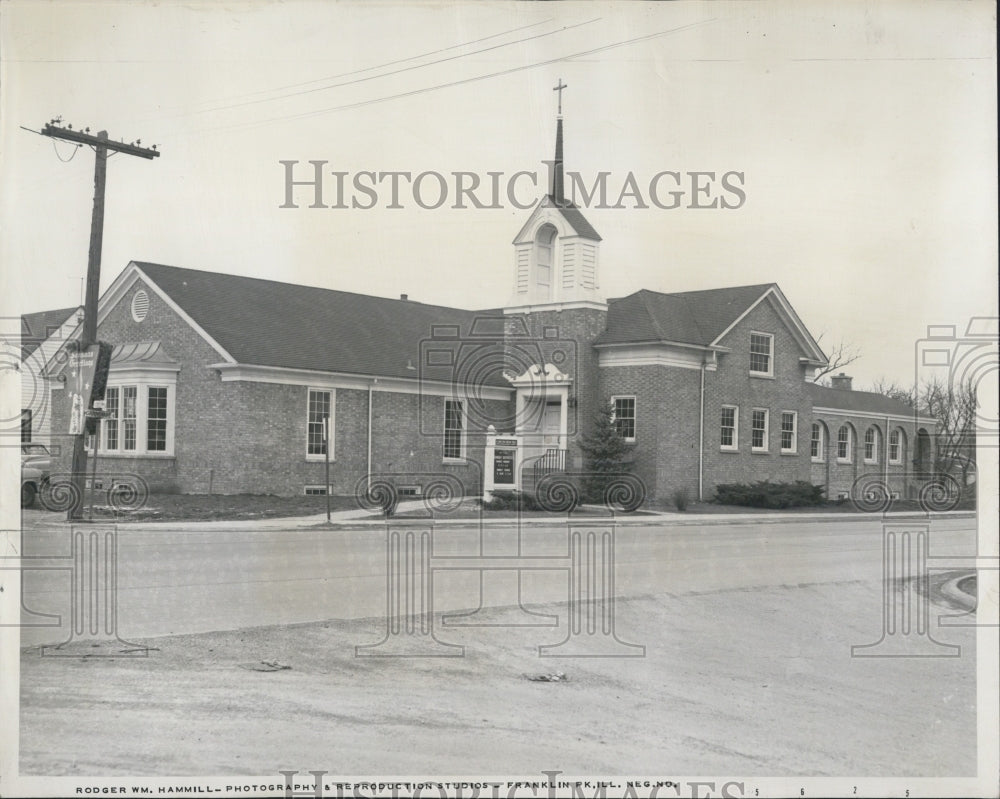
[24,499,976,532]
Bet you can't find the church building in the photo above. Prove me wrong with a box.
[34,106,935,507]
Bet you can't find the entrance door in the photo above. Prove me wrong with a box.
[541,402,562,449]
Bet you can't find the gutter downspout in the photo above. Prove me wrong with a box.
[698,361,706,501]
[367,380,375,491]
[884,414,891,494]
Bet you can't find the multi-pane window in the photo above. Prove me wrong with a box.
[612,397,636,441]
[98,384,171,455]
[889,429,903,464]
[104,387,120,450]
[751,409,768,451]
[749,333,773,375]
[720,406,738,450]
[307,390,331,456]
[21,409,31,443]
[864,426,878,463]
[122,386,137,451]
[837,425,852,461]
[780,411,797,453]
[147,387,168,451]
[810,422,823,461]
[444,399,465,459]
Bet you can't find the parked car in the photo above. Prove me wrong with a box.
[21,464,47,508]
[21,443,52,508]
[21,442,52,472]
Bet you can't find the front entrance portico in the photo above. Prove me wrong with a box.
[482,363,570,496]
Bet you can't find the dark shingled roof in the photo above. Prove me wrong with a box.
[807,382,924,418]
[133,262,509,384]
[20,307,79,359]
[594,284,775,347]
[543,195,601,241]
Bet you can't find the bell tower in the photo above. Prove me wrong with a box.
[508,80,604,312]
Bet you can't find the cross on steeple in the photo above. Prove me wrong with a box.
[553,78,567,116]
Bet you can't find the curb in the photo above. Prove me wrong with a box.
[940,573,978,612]
[29,508,976,533]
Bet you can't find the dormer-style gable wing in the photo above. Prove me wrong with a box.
[710,284,827,365]
[595,283,827,367]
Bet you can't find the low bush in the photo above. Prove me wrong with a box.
[481,490,541,512]
[672,488,689,511]
[714,480,825,509]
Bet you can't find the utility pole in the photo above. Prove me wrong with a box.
[40,122,160,519]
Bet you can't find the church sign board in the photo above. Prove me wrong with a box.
[493,439,518,486]
[483,434,521,500]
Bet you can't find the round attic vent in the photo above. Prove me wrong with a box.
[131,289,150,322]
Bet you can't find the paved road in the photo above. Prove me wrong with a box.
[9,513,978,646]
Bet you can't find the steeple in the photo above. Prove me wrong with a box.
[507,78,603,310]
[551,117,564,205]
[550,78,567,205]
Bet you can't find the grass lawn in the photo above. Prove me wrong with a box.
[78,492,359,522]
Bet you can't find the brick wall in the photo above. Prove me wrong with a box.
[51,275,512,496]
[507,306,607,461]
[595,364,701,502]
[810,411,928,500]
[700,298,815,498]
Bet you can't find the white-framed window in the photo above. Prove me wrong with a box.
[97,382,174,456]
[611,396,636,441]
[810,422,824,462]
[751,408,769,451]
[864,426,879,463]
[889,429,905,465]
[780,411,797,453]
[749,332,774,376]
[837,425,852,462]
[720,405,739,450]
[306,389,333,460]
[443,398,466,460]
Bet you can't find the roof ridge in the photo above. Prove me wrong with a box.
[636,289,668,341]
[678,293,708,343]
[21,306,79,322]
[638,282,775,300]
[132,261,474,315]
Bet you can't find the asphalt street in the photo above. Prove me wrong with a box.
[11,512,978,647]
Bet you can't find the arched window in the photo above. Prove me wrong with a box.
[864,426,879,463]
[534,225,557,300]
[837,425,852,462]
[889,428,906,465]
[916,428,932,471]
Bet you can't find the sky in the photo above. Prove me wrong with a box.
[0,0,996,388]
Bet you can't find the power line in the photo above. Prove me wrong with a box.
[175,18,599,118]
[183,18,716,138]
[51,138,82,162]
[181,17,557,109]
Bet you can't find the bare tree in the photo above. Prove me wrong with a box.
[811,335,862,384]
[866,375,978,485]
[920,375,978,486]
[866,377,917,407]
